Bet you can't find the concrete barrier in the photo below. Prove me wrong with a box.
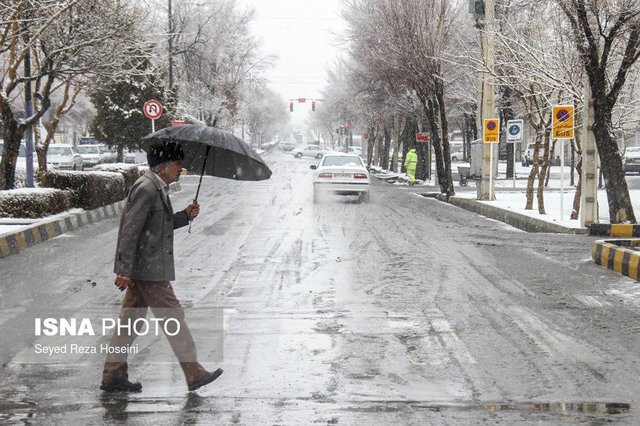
[592,239,640,281]
[589,223,640,237]
[0,200,125,259]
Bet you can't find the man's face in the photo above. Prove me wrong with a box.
[159,160,183,184]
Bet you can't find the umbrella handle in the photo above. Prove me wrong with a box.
[189,145,212,234]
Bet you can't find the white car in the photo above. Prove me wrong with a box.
[347,146,362,157]
[76,144,103,168]
[47,144,83,170]
[310,154,370,203]
[294,144,327,159]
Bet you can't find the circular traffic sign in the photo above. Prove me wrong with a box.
[487,121,497,131]
[556,109,570,122]
[143,100,163,120]
[508,124,521,135]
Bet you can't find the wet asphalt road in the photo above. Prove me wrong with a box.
[2,150,640,424]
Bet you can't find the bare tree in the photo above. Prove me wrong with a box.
[558,0,640,223]
[0,0,149,189]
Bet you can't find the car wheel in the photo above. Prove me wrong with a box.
[73,164,77,171]
[451,156,458,162]
[295,153,302,158]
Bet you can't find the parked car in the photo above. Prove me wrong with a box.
[347,146,362,157]
[15,143,40,170]
[47,144,83,170]
[294,144,327,159]
[450,144,464,162]
[76,144,103,169]
[97,144,117,163]
[624,147,640,174]
[280,141,296,151]
[123,148,138,163]
[310,153,370,203]
[521,143,545,166]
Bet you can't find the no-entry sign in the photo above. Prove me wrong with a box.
[143,100,163,120]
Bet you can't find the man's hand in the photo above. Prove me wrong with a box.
[185,202,200,220]
[115,274,131,291]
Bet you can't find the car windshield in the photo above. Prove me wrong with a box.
[78,146,100,154]
[49,147,71,156]
[322,156,363,167]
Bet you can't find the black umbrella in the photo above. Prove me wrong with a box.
[141,124,272,203]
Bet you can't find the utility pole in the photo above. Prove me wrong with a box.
[475,0,496,200]
[168,0,174,90]
[23,25,34,188]
[581,74,598,226]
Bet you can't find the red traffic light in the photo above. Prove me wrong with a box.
[311,101,316,111]
[289,102,293,112]
[298,98,306,103]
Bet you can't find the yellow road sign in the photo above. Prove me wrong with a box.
[483,119,500,143]
[552,105,574,139]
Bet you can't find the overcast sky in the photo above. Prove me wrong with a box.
[236,0,347,121]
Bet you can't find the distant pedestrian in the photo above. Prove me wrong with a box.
[404,148,418,185]
[101,142,222,393]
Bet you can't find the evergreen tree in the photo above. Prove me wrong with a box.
[90,62,175,162]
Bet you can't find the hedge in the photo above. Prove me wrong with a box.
[40,170,127,210]
[0,188,74,219]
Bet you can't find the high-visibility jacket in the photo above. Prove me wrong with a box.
[404,149,418,170]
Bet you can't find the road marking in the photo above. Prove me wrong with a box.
[573,295,610,308]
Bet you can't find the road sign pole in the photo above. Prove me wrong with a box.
[489,144,493,201]
[513,146,516,188]
[152,118,155,133]
[560,139,565,222]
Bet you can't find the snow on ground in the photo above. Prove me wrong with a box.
[376,160,637,228]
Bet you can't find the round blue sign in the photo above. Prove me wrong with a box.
[508,125,520,135]
[556,109,570,122]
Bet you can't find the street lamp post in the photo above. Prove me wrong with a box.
[471,0,496,200]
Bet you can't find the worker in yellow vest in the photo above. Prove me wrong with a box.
[404,148,418,185]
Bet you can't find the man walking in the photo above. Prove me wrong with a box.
[404,147,418,185]
[101,142,222,392]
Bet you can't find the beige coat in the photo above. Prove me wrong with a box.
[114,170,189,281]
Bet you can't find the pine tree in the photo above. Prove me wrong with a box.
[90,62,175,162]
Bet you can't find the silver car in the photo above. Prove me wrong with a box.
[294,144,327,159]
[48,144,83,170]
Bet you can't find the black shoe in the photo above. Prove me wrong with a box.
[100,378,142,392]
[188,368,223,392]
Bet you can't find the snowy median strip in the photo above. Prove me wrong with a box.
[0,200,125,259]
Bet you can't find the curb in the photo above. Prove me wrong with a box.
[0,200,125,259]
[589,223,640,237]
[592,239,640,281]
[446,196,588,234]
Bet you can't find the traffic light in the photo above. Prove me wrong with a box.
[311,101,316,111]
[289,102,293,112]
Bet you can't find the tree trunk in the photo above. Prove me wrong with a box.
[525,130,543,210]
[381,124,391,171]
[0,109,24,190]
[536,128,551,215]
[571,157,582,220]
[593,105,636,223]
[436,87,454,196]
[366,125,376,168]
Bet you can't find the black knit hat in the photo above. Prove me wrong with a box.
[147,142,184,167]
